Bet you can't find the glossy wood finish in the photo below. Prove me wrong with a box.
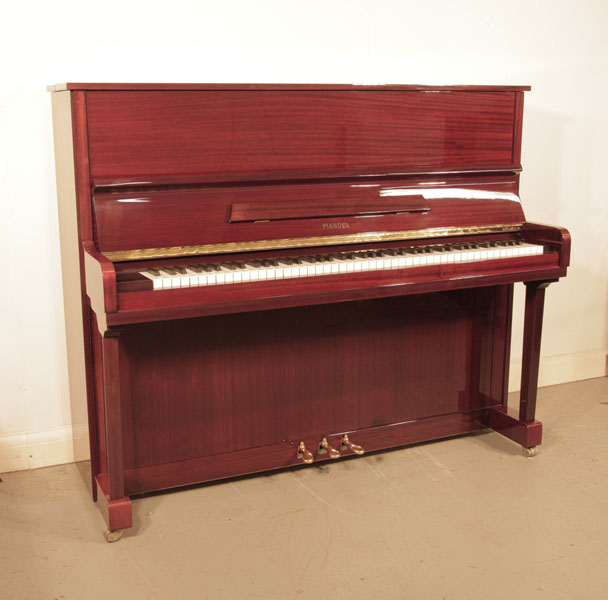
[124,412,486,494]
[90,312,107,485]
[486,405,543,448]
[523,222,571,267]
[86,90,519,183]
[95,474,132,531]
[50,83,532,92]
[111,254,563,325]
[494,284,514,404]
[117,291,495,492]
[93,168,523,191]
[72,92,104,499]
[101,332,125,499]
[48,83,570,536]
[511,92,525,166]
[229,196,431,223]
[519,281,551,423]
[93,176,524,253]
[51,91,103,500]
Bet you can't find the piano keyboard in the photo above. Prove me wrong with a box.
[141,240,544,290]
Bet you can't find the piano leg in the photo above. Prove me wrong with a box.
[519,281,553,423]
[487,280,555,453]
[95,474,131,541]
[95,330,132,539]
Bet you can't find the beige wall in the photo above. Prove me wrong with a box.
[1,0,606,472]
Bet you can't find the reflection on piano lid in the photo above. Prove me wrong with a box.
[94,176,529,261]
[378,187,522,202]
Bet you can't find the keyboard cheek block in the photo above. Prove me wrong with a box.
[50,83,570,539]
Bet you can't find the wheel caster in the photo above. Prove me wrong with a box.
[104,529,124,543]
[523,446,538,458]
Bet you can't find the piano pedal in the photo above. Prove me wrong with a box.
[341,434,365,455]
[297,441,314,464]
[320,437,341,459]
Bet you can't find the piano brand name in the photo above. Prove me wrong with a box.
[323,222,350,229]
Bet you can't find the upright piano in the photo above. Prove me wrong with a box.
[49,83,570,540]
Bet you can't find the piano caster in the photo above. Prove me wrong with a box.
[104,529,124,543]
[320,437,341,459]
[341,434,365,455]
[523,446,539,458]
[297,441,314,464]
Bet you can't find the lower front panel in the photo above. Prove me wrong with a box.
[112,287,509,494]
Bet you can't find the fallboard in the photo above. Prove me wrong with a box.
[93,174,526,260]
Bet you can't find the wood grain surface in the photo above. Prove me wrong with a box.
[85,90,519,183]
[48,83,570,534]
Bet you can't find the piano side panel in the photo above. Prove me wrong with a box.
[51,91,89,462]
[116,289,503,492]
[85,90,518,183]
[51,90,100,496]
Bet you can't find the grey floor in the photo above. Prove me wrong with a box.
[2,377,607,600]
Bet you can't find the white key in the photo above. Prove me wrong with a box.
[143,241,546,291]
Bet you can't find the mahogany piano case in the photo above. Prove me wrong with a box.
[49,83,570,539]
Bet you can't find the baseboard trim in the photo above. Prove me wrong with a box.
[509,348,607,392]
[0,424,89,474]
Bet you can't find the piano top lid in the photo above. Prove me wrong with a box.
[47,83,532,92]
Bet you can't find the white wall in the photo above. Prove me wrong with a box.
[1,0,606,472]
